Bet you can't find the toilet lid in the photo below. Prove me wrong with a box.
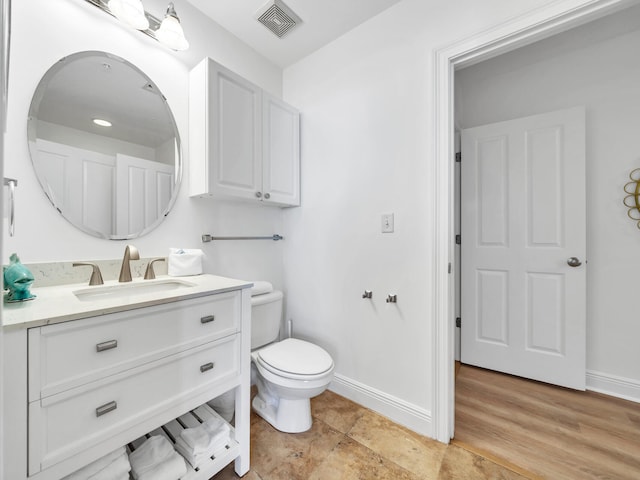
[257,338,333,376]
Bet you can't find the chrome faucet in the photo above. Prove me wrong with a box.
[118,245,140,282]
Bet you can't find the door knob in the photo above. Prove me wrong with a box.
[567,257,582,267]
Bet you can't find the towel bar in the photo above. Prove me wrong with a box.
[201,234,283,243]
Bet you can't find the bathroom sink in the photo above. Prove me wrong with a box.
[73,279,196,302]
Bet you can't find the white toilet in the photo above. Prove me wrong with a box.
[250,282,334,433]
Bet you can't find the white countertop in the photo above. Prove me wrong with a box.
[2,274,252,330]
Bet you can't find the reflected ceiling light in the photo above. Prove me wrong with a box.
[155,3,189,51]
[84,0,189,51]
[92,118,113,127]
[108,0,149,30]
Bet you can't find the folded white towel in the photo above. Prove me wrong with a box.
[129,436,173,475]
[207,390,235,422]
[89,453,130,480]
[63,447,128,480]
[168,248,203,276]
[129,436,186,480]
[174,436,229,469]
[179,417,228,454]
[133,450,186,480]
[250,281,274,296]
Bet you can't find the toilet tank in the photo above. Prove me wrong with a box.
[251,290,284,349]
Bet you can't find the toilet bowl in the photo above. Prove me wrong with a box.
[250,282,334,433]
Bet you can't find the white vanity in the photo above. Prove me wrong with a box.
[2,274,252,480]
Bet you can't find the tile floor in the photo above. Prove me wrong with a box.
[212,391,531,480]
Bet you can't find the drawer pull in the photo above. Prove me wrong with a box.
[200,315,215,324]
[95,401,117,417]
[96,340,118,352]
[200,362,215,373]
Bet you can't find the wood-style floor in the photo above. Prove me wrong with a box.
[213,389,530,479]
[454,363,640,480]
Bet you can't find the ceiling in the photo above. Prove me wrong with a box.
[33,52,176,149]
[185,0,403,68]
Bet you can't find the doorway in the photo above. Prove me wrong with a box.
[432,0,638,444]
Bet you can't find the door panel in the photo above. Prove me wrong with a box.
[461,107,586,390]
[115,154,174,237]
[33,139,115,236]
[262,93,300,206]
[209,63,262,200]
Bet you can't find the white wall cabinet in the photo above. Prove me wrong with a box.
[189,58,300,207]
[2,285,251,480]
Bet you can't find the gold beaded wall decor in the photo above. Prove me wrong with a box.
[623,168,640,228]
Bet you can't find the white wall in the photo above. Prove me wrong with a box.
[282,0,560,435]
[3,0,285,288]
[455,6,640,393]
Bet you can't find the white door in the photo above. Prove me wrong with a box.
[33,139,116,237]
[115,154,174,237]
[460,107,586,390]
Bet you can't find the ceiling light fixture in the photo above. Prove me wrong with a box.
[155,3,189,51]
[84,0,189,51]
[92,118,113,127]
[107,0,149,30]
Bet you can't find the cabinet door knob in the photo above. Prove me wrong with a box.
[96,401,117,417]
[200,315,215,324]
[200,362,215,373]
[255,191,262,198]
[264,193,271,199]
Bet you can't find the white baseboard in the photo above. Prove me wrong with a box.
[329,374,433,438]
[586,370,640,404]
[327,371,638,441]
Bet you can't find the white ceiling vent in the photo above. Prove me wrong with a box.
[255,0,302,39]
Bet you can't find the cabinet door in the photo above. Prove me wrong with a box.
[208,60,262,201]
[262,94,300,207]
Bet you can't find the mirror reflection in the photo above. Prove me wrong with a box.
[27,51,181,240]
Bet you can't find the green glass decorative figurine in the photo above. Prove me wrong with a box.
[3,253,36,302]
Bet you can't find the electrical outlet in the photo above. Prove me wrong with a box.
[381,213,394,233]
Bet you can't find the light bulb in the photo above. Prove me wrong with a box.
[108,0,149,30]
[155,3,189,51]
[92,118,112,127]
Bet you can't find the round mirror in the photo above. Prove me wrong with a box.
[27,51,181,240]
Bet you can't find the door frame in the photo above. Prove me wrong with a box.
[432,0,635,443]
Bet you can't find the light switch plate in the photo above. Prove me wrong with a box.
[381,213,394,233]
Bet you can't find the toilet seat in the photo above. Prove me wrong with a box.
[256,338,333,380]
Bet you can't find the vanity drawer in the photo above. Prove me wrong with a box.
[28,291,241,400]
[28,334,239,474]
